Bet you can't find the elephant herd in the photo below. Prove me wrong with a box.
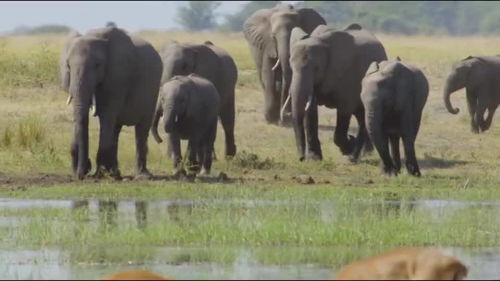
[59,3,500,180]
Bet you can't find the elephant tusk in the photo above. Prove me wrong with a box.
[280,94,291,122]
[305,100,311,112]
[272,59,280,71]
[66,95,73,105]
[91,95,97,116]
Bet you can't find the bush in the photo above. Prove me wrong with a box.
[379,16,418,35]
[480,11,500,35]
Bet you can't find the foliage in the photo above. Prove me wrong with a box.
[176,1,221,31]
[220,1,280,32]
[10,24,71,35]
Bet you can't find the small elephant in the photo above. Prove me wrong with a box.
[288,24,387,162]
[151,74,220,175]
[60,27,163,180]
[159,40,237,158]
[361,58,429,177]
[243,3,325,125]
[444,55,500,133]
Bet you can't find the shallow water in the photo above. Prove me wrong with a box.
[1,198,500,279]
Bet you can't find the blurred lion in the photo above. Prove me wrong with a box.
[335,247,468,280]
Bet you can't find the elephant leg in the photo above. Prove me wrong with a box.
[304,96,322,160]
[349,107,368,163]
[95,117,121,179]
[169,133,182,174]
[219,99,236,157]
[481,105,498,132]
[70,136,91,176]
[366,107,395,176]
[262,57,280,124]
[186,137,201,174]
[334,112,356,156]
[401,113,420,177]
[475,102,487,134]
[134,123,152,180]
[389,134,401,174]
[201,124,217,175]
[466,89,479,133]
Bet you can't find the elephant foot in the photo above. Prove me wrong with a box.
[306,151,323,161]
[406,163,421,177]
[173,168,187,179]
[93,166,122,181]
[381,165,398,177]
[471,125,481,134]
[199,168,210,176]
[338,135,356,155]
[134,170,153,181]
[186,162,201,174]
[225,144,237,159]
[348,154,360,164]
[74,158,92,180]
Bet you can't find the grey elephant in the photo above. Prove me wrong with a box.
[159,40,237,157]
[444,55,500,133]
[60,26,162,180]
[361,58,429,177]
[243,3,325,125]
[288,24,387,162]
[151,74,220,175]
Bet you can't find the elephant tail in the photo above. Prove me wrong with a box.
[151,99,163,143]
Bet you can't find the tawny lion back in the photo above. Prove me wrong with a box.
[102,270,172,280]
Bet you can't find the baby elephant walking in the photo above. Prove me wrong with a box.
[151,74,220,175]
[361,58,428,177]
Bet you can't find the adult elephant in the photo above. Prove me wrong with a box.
[444,55,500,133]
[288,24,387,162]
[243,3,325,125]
[159,40,237,157]
[60,26,163,180]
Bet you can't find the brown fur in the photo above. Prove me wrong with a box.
[102,270,171,280]
[335,247,468,280]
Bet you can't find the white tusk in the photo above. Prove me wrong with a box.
[305,101,311,112]
[280,94,291,122]
[272,59,280,71]
[66,95,73,105]
[91,95,97,116]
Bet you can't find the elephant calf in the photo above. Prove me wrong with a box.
[361,58,429,177]
[151,74,220,175]
[444,55,500,133]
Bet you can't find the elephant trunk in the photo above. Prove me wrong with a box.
[277,35,293,123]
[69,72,93,180]
[163,105,177,134]
[290,70,313,160]
[151,98,163,143]
[443,74,463,115]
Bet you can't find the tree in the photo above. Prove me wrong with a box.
[481,10,500,35]
[177,1,221,31]
[221,1,280,32]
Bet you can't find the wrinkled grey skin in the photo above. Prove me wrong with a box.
[159,40,237,158]
[151,74,220,175]
[444,55,500,133]
[243,3,325,125]
[361,58,429,177]
[60,27,162,180]
[288,24,387,162]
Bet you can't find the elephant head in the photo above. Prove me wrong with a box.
[443,56,476,115]
[151,77,191,143]
[160,41,198,84]
[63,27,136,179]
[243,3,325,123]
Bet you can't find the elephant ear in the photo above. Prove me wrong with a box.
[243,8,278,59]
[89,27,138,95]
[59,30,81,92]
[396,56,402,61]
[297,8,326,34]
[290,27,309,48]
[365,61,380,76]
[322,31,356,89]
[343,23,363,31]
[204,40,214,46]
[461,55,474,61]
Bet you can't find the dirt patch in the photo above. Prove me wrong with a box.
[0,173,74,189]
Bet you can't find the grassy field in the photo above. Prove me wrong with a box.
[1,30,500,272]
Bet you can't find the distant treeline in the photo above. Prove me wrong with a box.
[10,24,71,35]
[181,1,500,36]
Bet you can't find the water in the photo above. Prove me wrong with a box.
[0,198,499,279]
